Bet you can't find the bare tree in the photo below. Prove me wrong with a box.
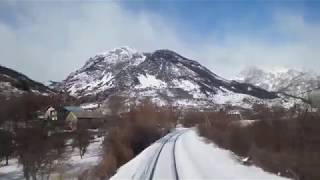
[0,130,14,165]
[108,95,127,116]
[73,128,90,159]
[15,126,67,180]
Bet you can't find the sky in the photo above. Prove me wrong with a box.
[0,0,320,83]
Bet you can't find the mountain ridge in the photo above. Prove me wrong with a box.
[236,66,320,97]
[0,65,54,98]
[57,47,284,107]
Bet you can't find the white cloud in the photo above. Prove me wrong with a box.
[190,12,320,78]
[0,2,319,82]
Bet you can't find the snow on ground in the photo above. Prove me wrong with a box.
[173,99,210,107]
[212,89,299,109]
[137,74,167,89]
[0,159,23,180]
[100,46,145,66]
[86,72,113,91]
[213,90,256,108]
[57,137,103,179]
[230,119,259,127]
[176,130,288,179]
[171,79,207,99]
[81,103,100,110]
[100,72,113,85]
[172,79,199,92]
[0,137,103,180]
[111,128,289,180]
[110,132,178,180]
[0,82,24,97]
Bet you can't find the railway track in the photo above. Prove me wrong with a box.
[147,130,186,180]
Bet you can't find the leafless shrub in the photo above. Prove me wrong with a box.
[15,126,67,180]
[198,104,320,180]
[180,111,205,127]
[73,128,91,159]
[95,100,178,179]
[0,130,14,166]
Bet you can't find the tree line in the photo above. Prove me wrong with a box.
[0,93,94,180]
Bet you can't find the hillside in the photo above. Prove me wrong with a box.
[0,65,54,98]
[236,66,320,97]
[57,47,298,108]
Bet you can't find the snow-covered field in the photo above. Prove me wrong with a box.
[0,159,23,180]
[1,128,291,180]
[111,128,289,180]
[0,137,103,180]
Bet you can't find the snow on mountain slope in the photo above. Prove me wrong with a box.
[0,65,54,98]
[60,47,145,97]
[58,47,281,108]
[137,74,167,89]
[236,66,320,97]
[111,128,289,180]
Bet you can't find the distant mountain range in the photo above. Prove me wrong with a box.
[236,66,320,97]
[0,65,54,98]
[3,47,311,108]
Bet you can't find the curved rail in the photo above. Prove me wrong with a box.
[149,130,186,180]
[172,132,185,180]
[146,131,179,180]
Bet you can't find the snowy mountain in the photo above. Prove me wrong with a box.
[0,65,54,98]
[58,47,284,107]
[236,66,320,97]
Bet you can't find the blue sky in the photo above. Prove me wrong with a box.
[121,1,319,41]
[0,1,320,82]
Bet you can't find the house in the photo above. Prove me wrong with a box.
[55,106,104,130]
[80,103,101,111]
[56,106,83,121]
[227,110,243,121]
[65,111,105,131]
[37,106,58,121]
[44,106,58,121]
[36,105,106,130]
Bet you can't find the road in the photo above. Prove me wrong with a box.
[111,128,289,180]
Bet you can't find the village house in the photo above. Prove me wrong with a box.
[37,106,58,121]
[44,106,58,121]
[227,110,243,121]
[54,106,106,131]
[38,105,109,131]
[80,103,101,111]
[65,110,105,131]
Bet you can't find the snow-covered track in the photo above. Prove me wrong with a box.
[172,131,186,180]
[147,132,178,180]
[151,130,188,180]
[148,130,186,180]
[111,128,289,180]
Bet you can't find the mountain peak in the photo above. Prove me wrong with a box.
[58,48,281,108]
[100,46,138,56]
[153,49,180,55]
[80,47,145,72]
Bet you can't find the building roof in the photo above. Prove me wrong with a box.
[72,111,105,119]
[64,106,83,113]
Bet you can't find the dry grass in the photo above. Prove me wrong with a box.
[95,101,178,179]
[195,105,320,180]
